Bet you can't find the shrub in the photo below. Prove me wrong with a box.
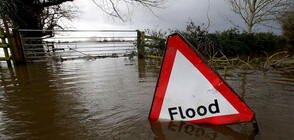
[144,21,288,58]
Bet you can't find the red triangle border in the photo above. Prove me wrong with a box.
[149,33,254,125]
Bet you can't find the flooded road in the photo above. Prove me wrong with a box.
[0,58,293,139]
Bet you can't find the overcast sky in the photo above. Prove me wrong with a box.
[68,0,281,33]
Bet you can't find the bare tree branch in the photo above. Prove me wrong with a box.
[227,0,294,33]
[92,0,165,22]
[37,0,74,8]
[204,0,211,31]
[109,0,125,22]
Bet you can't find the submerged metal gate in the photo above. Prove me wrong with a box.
[18,29,138,62]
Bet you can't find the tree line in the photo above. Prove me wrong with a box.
[0,0,164,37]
[144,19,291,58]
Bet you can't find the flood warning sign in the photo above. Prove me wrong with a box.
[149,33,254,125]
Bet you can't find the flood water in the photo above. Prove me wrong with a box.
[0,57,293,139]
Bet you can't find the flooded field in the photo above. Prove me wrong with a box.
[0,57,293,139]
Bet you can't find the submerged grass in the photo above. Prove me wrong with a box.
[145,52,294,73]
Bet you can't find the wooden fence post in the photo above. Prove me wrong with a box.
[136,30,145,59]
[11,29,25,64]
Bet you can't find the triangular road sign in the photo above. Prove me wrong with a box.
[149,33,254,125]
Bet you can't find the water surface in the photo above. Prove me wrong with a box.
[0,58,293,139]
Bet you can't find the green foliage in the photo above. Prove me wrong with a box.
[210,29,287,57]
[144,29,167,56]
[281,7,294,49]
[171,20,217,59]
[144,20,288,58]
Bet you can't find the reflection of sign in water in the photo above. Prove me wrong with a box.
[150,120,256,140]
[149,33,255,125]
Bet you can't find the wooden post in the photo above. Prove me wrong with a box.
[12,29,26,64]
[136,30,145,59]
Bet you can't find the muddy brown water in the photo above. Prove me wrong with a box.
[0,58,293,139]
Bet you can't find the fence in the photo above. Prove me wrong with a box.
[0,28,25,66]
[0,28,11,65]
[136,31,166,58]
[18,29,139,62]
[0,29,160,64]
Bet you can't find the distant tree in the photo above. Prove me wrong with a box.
[280,7,294,47]
[227,0,294,33]
[0,0,164,37]
[0,0,77,37]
